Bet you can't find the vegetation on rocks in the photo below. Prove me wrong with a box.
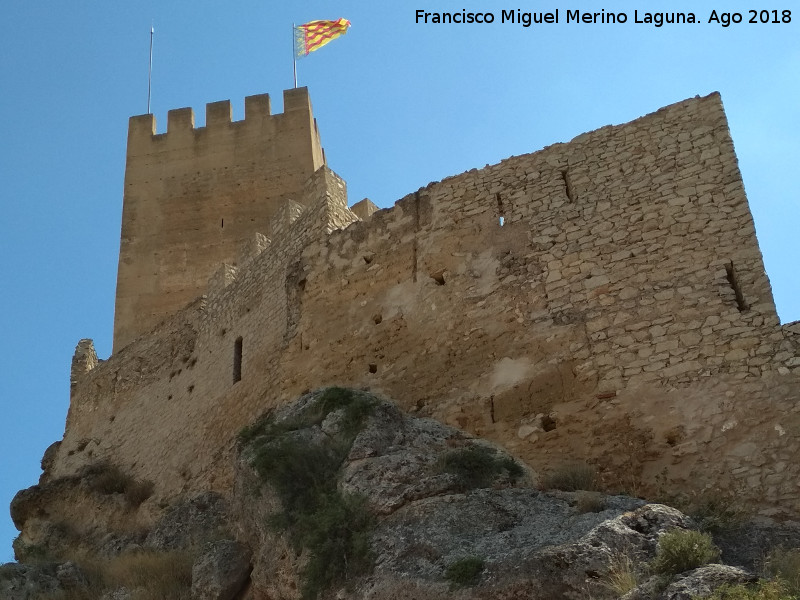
[437,445,523,491]
[84,462,154,508]
[7,388,800,600]
[576,490,606,513]
[240,387,378,600]
[763,547,800,596]
[704,579,798,600]
[651,528,720,576]
[34,549,194,600]
[445,556,485,588]
[540,461,598,492]
[694,500,748,534]
[600,553,639,596]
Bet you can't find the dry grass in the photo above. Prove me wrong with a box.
[576,491,606,514]
[600,553,638,596]
[106,550,193,598]
[705,579,796,599]
[541,462,598,492]
[36,549,193,600]
[86,462,154,508]
[688,494,750,533]
[763,547,800,596]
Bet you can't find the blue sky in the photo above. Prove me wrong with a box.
[0,1,797,561]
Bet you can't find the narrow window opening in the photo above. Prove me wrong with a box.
[233,337,243,383]
[561,169,574,202]
[496,193,505,227]
[221,218,224,229]
[725,262,749,312]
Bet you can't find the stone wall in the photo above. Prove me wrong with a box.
[59,92,800,516]
[113,87,325,351]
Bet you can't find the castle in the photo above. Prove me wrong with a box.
[55,88,799,516]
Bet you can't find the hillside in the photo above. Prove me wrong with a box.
[5,388,800,599]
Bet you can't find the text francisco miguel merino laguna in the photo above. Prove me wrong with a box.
[414,8,791,27]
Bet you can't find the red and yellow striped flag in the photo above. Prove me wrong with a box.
[294,18,351,57]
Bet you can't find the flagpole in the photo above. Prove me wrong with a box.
[147,23,154,114]
[292,23,298,88]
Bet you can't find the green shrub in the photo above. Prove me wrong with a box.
[445,556,485,588]
[689,496,748,533]
[241,388,378,600]
[651,529,719,576]
[314,387,377,440]
[237,412,276,444]
[541,462,597,492]
[704,579,797,600]
[295,494,374,600]
[241,388,377,446]
[437,446,523,491]
[576,491,606,514]
[763,547,800,596]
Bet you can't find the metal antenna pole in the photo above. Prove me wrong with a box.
[292,23,298,88]
[147,24,154,114]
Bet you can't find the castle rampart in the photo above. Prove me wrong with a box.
[113,87,325,351]
[58,92,800,517]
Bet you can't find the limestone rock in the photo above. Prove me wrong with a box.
[660,564,756,599]
[145,492,230,551]
[7,389,795,600]
[191,540,252,600]
[39,441,61,483]
[100,587,133,600]
[56,560,88,589]
[713,519,800,570]
[0,562,61,600]
[236,390,658,599]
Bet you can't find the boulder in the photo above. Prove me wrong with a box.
[191,540,252,600]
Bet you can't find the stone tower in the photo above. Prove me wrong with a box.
[113,87,325,351]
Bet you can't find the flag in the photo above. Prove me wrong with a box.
[294,18,351,57]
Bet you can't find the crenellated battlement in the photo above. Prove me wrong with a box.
[126,88,318,153]
[113,87,326,351]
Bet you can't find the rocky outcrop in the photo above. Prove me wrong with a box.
[660,565,756,600]
[0,563,62,600]
[191,540,252,600]
[6,388,799,599]
[145,492,230,551]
